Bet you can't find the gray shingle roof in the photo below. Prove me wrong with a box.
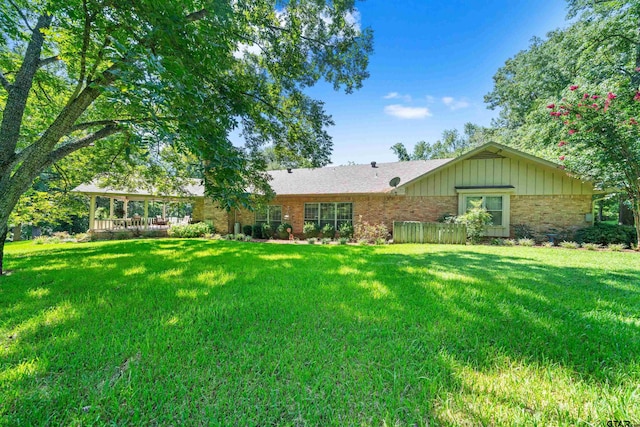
[267,159,452,195]
[73,159,453,197]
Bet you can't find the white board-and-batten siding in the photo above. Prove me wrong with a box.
[403,156,593,197]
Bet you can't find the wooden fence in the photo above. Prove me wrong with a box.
[393,221,467,244]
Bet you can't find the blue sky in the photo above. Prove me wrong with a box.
[306,0,571,165]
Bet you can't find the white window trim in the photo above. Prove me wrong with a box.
[304,202,354,229]
[255,205,282,224]
[456,190,512,237]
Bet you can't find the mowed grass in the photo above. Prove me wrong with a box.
[1,240,639,426]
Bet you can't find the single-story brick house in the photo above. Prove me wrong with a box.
[75,142,599,238]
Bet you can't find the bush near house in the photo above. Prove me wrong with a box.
[353,217,389,244]
[455,200,492,244]
[243,225,253,236]
[321,224,335,239]
[574,223,637,246]
[277,223,293,240]
[252,224,264,239]
[168,222,214,238]
[303,222,320,238]
[338,222,354,239]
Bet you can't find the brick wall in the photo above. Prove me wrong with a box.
[510,195,592,235]
[201,193,592,237]
[227,194,458,235]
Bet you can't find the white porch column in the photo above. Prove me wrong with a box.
[162,202,167,219]
[124,199,129,218]
[144,199,149,230]
[89,195,96,231]
[109,198,114,218]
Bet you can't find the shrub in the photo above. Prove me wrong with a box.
[374,237,386,245]
[242,225,253,236]
[321,223,335,239]
[513,224,535,239]
[607,243,626,251]
[276,223,293,240]
[338,222,354,239]
[252,224,264,239]
[234,233,245,241]
[338,237,349,245]
[358,238,369,246]
[353,216,389,244]
[437,212,457,223]
[503,239,517,246]
[542,241,554,248]
[169,222,213,238]
[559,241,580,249]
[518,238,535,247]
[321,238,331,244]
[262,223,274,239]
[303,222,320,238]
[574,223,636,246]
[73,233,91,243]
[115,231,132,240]
[490,238,504,246]
[243,234,252,242]
[582,242,600,251]
[141,230,164,239]
[307,237,317,244]
[455,200,492,244]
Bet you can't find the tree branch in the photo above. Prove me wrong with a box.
[0,70,11,91]
[71,116,177,131]
[7,0,34,32]
[71,0,92,100]
[48,125,124,165]
[186,9,208,21]
[38,56,60,68]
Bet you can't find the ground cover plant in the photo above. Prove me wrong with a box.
[1,240,639,425]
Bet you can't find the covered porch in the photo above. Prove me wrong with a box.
[73,181,203,233]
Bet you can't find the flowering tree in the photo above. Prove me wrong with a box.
[548,79,640,248]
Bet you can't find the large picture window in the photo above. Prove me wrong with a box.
[465,195,503,226]
[304,202,353,229]
[255,205,282,226]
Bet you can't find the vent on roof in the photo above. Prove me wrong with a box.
[468,150,505,160]
[371,161,377,168]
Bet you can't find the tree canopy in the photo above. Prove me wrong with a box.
[0,0,373,272]
[390,123,497,161]
[486,0,640,246]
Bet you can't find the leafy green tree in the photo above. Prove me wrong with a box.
[0,0,373,273]
[390,123,495,161]
[548,83,640,247]
[486,0,640,246]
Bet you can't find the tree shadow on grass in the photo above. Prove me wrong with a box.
[1,240,639,425]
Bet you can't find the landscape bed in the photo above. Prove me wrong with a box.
[1,239,639,425]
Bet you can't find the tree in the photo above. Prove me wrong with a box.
[0,0,373,273]
[390,123,495,161]
[486,0,640,247]
[548,83,640,248]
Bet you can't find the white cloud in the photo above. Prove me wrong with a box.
[384,104,431,119]
[442,96,470,110]
[425,95,436,103]
[383,92,412,102]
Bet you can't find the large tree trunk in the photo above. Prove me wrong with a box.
[633,198,640,250]
[0,215,9,275]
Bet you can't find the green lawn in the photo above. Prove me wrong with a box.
[1,240,639,426]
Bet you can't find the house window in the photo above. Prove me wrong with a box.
[255,205,282,226]
[304,202,353,229]
[465,195,503,226]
